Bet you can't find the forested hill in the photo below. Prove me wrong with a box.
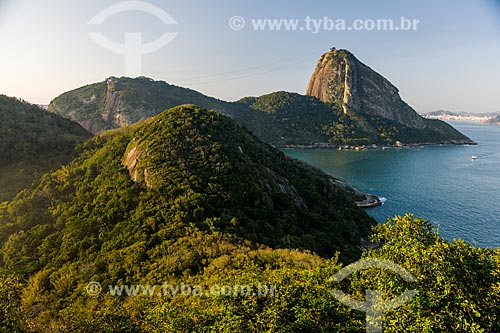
[0,104,377,329]
[0,95,91,201]
[48,53,474,147]
[0,105,498,332]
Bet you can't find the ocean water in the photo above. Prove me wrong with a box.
[283,121,500,248]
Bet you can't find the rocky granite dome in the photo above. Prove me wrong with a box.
[48,50,474,146]
[306,48,424,128]
[306,48,474,145]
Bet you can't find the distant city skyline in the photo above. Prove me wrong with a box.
[0,0,499,113]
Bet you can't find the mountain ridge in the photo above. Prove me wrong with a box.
[0,105,377,331]
[0,69,497,333]
[47,49,474,147]
[0,104,375,270]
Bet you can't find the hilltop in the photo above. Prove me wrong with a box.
[47,49,474,147]
[0,105,497,333]
[0,104,379,329]
[306,48,474,145]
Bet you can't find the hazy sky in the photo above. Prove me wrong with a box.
[0,0,499,113]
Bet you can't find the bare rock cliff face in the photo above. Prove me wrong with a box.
[103,77,151,130]
[48,77,238,135]
[123,145,153,189]
[306,49,425,129]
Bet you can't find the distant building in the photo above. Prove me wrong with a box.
[422,110,498,122]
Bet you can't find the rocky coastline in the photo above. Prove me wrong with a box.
[330,179,382,209]
[355,194,382,208]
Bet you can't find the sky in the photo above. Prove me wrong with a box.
[0,0,499,113]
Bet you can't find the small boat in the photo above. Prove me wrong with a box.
[471,155,478,160]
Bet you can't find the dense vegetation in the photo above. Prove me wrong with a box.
[48,77,245,134]
[0,95,91,201]
[0,105,497,331]
[0,105,376,328]
[0,213,497,332]
[47,77,473,147]
[360,115,473,145]
[237,91,338,144]
[239,92,471,146]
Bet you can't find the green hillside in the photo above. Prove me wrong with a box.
[237,91,338,144]
[48,76,474,147]
[0,95,91,201]
[0,105,377,328]
[0,105,497,332]
[48,77,243,134]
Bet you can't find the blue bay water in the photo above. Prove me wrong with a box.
[283,121,500,248]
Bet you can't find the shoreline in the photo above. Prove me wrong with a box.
[330,179,382,209]
[355,194,382,208]
[276,140,477,151]
[283,140,476,210]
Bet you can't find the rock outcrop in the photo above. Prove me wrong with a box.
[48,77,239,134]
[48,53,474,146]
[306,48,424,129]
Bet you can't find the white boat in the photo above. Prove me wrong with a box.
[471,155,478,160]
